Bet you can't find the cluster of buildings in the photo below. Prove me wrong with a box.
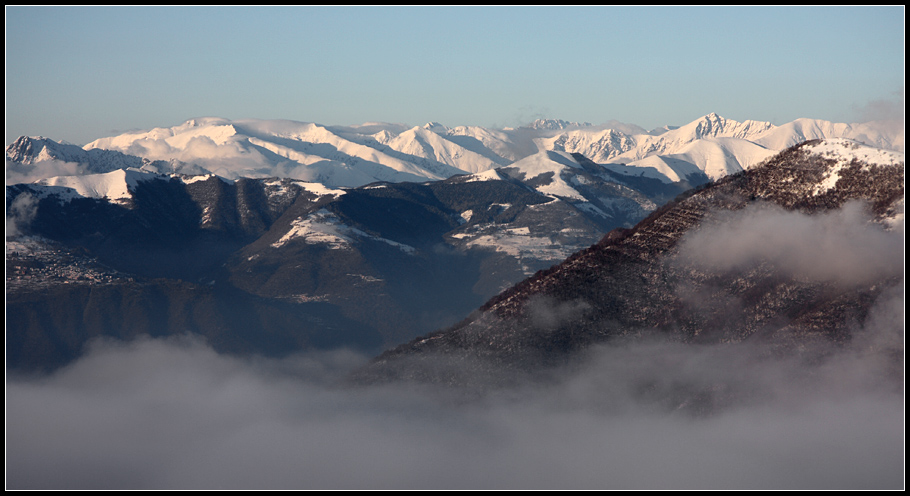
[6,240,132,290]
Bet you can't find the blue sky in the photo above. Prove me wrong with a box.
[5,6,905,145]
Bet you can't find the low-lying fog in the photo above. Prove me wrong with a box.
[7,297,903,490]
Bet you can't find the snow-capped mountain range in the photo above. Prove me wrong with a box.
[7,113,904,188]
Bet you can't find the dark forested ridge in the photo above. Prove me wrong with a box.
[357,139,905,387]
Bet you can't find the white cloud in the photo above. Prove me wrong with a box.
[6,159,86,184]
[6,322,903,490]
[675,201,904,287]
[6,192,39,237]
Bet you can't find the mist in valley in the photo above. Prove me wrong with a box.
[7,279,903,490]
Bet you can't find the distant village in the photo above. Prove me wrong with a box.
[6,238,133,290]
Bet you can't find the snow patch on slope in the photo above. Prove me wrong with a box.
[805,138,904,166]
[804,138,905,196]
[32,168,167,202]
[272,208,414,253]
[263,179,346,199]
[506,151,586,200]
[460,168,505,183]
[450,226,578,272]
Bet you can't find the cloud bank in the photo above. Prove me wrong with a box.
[7,319,903,490]
[675,201,904,287]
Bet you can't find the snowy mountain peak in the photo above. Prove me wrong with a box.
[688,112,730,137]
[527,119,594,131]
[682,113,775,140]
[6,135,87,164]
[422,122,449,133]
[543,127,639,163]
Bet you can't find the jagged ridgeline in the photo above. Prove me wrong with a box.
[357,139,904,386]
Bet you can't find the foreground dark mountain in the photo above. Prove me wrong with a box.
[357,139,904,388]
[6,151,674,371]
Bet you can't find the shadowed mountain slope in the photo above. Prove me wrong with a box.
[357,139,904,387]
